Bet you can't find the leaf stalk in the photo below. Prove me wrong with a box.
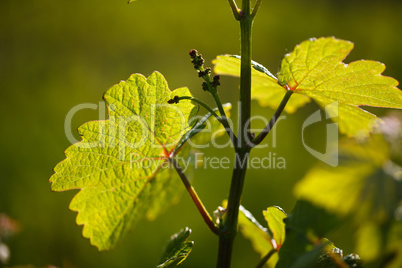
[250,90,293,147]
[175,96,238,147]
[227,0,241,20]
[251,0,263,18]
[169,157,219,235]
[210,91,238,146]
[255,248,277,268]
[176,96,221,119]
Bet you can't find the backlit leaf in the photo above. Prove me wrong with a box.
[214,37,402,137]
[262,206,286,250]
[278,37,402,137]
[50,72,198,250]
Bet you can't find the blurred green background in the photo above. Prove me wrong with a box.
[1,0,401,267]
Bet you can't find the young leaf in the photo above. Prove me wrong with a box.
[50,72,198,251]
[157,227,193,268]
[213,55,310,113]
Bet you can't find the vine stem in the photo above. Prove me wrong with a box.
[238,0,252,148]
[217,150,249,268]
[217,0,253,267]
[169,157,219,235]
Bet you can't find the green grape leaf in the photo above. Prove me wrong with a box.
[237,206,287,267]
[213,55,310,113]
[276,200,339,268]
[278,37,402,137]
[214,37,402,137]
[157,227,193,268]
[50,71,199,251]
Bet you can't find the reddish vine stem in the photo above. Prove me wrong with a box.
[169,157,219,235]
